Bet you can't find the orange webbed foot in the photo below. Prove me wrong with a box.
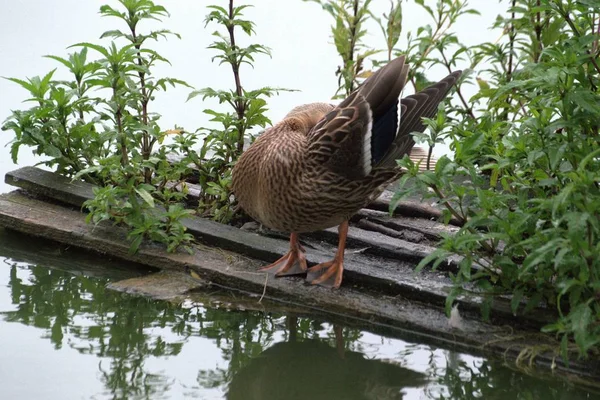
[306,220,349,289]
[259,233,307,276]
[306,258,344,289]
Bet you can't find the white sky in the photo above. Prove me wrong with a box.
[0,0,505,193]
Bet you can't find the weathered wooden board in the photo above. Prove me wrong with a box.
[0,228,153,280]
[1,189,599,382]
[4,166,95,208]
[107,269,338,316]
[5,166,554,329]
[370,189,463,226]
[353,207,459,240]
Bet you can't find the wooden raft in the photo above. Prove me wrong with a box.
[1,166,599,383]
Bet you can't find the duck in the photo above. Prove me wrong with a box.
[232,56,461,289]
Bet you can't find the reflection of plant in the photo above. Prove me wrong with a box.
[430,352,594,400]
[4,264,183,398]
[2,263,595,398]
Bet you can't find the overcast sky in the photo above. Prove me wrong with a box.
[0,0,505,193]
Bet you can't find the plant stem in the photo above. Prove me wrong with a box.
[347,0,360,94]
[507,0,516,80]
[501,0,517,121]
[130,27,152,183]
[431,184,465,225]
[534,0,542,63]
[427,144,434,170]
[117,107,128,166]
[440,51,474,119]
[431,184,495,254]
[112,81,128,166]
[227,0,246,156]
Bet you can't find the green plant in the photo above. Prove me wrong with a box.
[2,52,104,182]
[374,0,404,62]
[186,0,289,222]
[304,0,380,97]
[392,0,600,359]
[76,0,195,253]
[309,0,600,359]
[3,0,195,253]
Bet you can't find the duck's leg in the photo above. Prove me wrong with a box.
[259,232,308,276]
[306,220,348,289]
[334,324,345,359]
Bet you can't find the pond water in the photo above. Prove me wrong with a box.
[0,229,597,400]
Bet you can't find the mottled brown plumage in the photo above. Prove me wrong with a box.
[232,56,461,288]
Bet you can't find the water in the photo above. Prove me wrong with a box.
[0,229,597,400]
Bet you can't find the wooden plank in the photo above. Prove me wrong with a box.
[353,208,459,240]
[255,223,461,270]
[107,270,339,315]
[369,190,463,226]
[3,166,558,329]
[0,228,152,280]
[4,166,94,208]
[106,270,206,300]
[0,190,599,382]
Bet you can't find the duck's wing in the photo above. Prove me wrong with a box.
[306,56,409,180]
[306,91,373,180]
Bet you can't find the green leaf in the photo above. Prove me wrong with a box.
[135,187,155,208]
[129,234,144,255]
[510,288,524,316]
[523,292,543,314]
[570,303,593,351]
[69,42,110,58]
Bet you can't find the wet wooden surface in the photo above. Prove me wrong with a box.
[4,166,553,328]
[2,166,600,381]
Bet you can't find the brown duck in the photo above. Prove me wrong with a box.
[232,56,461,288]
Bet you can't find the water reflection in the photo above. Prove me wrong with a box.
[0,236,597,399]
[227,318,427,399]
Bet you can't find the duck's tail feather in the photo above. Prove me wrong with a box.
[377,71,462,168]
[357,56,409,120]
[357,56,409,167]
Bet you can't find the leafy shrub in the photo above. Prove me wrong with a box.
[186,3,289,222]
[309,0,599,359]
[4,0,198,253]
[2,0,281,252]
[391,0,600,358]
